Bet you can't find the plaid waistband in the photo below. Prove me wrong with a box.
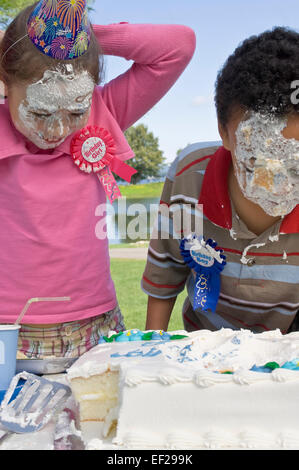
[18,305,125,359]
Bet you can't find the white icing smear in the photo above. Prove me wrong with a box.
[240,242,265,265]
[17,65,94,149]
[25,66,94,113]
[67,329,299,379]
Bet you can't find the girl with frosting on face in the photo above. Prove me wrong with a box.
[0,0,196,358]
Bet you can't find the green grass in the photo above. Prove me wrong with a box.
[110,181,184,330]
[110,182,184,331]
[118,182,163,199]
[109,241,149,249]
[110,258,186,331]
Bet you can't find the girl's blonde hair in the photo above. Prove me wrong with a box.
[0,2,102,87]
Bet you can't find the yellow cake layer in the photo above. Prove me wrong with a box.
[79,397,117,421]
[69,370,119,422]
[70,370,118,400]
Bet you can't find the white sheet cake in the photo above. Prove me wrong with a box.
[67,328,299,450]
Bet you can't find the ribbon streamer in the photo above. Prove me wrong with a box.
[180,235,226,312]
[71,126,137,203]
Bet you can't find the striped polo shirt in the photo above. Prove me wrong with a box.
[141,143,299,334]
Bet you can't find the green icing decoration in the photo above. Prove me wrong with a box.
[141,332,154,341]
[103,332,123,342]
[264,362,280,370]
[170,335,188,340]
[103,331,189,343]
[221,371,233,374]
[103,336,113,342]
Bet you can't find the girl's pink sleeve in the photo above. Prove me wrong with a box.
[92,23,196,131]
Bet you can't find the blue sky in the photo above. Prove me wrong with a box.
[91,0,299,162]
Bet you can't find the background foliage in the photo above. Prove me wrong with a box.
[125,124,165,184]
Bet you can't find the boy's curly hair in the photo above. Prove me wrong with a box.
[215,26,299,127]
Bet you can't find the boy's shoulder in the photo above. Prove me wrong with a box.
[161,142,221,205]
[167,141,221,182]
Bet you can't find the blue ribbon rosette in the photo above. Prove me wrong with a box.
[180,235,226,312]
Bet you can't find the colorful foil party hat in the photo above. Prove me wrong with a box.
[27,0,91,60]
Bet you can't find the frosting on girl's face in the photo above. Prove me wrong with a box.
[9,65,95,149]
[234,111,299,217]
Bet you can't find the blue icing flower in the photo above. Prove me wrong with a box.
[98,336,106,344]
[281,359,299,370]
[151,330,171,341]
[124,329,144,341]
[130,330,144,341]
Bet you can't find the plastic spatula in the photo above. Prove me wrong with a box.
[0,372,71,442]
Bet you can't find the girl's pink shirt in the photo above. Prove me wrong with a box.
[0,23,196,323]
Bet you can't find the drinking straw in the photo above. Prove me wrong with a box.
[15,297,71,325]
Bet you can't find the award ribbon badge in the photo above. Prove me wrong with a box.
[180,235,226,312]
[71,126,137,203]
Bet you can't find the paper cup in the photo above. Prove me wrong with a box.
[0,325,21,390]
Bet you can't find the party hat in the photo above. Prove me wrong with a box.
[27,0,91,60]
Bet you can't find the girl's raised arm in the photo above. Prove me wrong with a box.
[93,23,196,131]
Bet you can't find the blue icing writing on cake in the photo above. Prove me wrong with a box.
[111,346,162,359]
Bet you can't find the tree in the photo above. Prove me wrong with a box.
[124,124,165,184]
[0,0,96,28]
[0,0,32,27]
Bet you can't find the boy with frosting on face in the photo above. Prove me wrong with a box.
[143,27,299,334]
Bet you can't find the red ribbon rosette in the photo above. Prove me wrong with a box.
[70,126,137,203]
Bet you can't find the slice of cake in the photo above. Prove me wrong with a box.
[67,328,299,450]
[67,329,188,441]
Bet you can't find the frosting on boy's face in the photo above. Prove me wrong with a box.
[231,111,299,217]
[9,65,95,149]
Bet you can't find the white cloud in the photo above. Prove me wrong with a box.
[192,94,214,106]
